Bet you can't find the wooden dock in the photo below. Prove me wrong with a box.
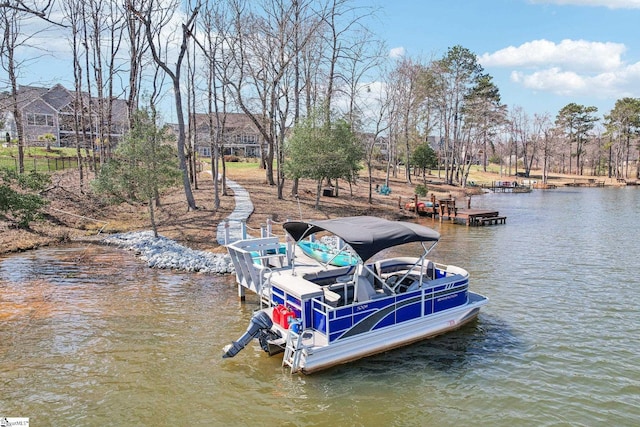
[401,195,507,227]
[564,178,605,187]
[440,208,507,227]
[485,181,532,193]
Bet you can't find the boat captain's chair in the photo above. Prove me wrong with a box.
[354,267,387,302]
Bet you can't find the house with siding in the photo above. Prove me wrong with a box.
[191,112,265,158]
[0,84,128,149]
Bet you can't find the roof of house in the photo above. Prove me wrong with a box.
[192,112,264,132]
[0,84,128,123]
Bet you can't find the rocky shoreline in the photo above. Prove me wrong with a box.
[103,231,235,274]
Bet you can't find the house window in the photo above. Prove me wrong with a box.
[242,134,257,144]
[26,113,54,127]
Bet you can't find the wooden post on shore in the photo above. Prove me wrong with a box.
[414,194,419,214]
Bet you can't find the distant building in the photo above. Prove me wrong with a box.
[0,84,128,149]
[190,112,265,158]
[357,132,389,159]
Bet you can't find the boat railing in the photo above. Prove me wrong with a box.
[303,266,471,345]
[259,269,273,309]
[227,236,287,295]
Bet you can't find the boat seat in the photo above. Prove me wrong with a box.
[323,289,341,307]
[406,278,426,292]
[328,282,354,306]
[354,274,386,302]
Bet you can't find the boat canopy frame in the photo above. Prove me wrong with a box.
[283,216,440,262]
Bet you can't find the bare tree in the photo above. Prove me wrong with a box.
[186,30,198,190]
[386,57,434,184]
[1,4,31,173]
[364,83,390,203]
[292,5,327,196]
[199,1,235,205]
[128,0,199,211]
[509,106,529,177]
[82,0,126,164]
[124,0,150,122]
[60,0,88,190]
[0,1,60,170]
[0,0,56,23]
[226,0,324,198]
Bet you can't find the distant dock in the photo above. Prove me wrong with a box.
[440,208,507,226]
[484,181,532,193]
[401,195,506,226]
[564,178,605,187]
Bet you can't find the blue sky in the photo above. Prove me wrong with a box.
[9,0,640,122]
[363,0,640,118]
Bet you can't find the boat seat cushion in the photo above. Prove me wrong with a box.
[323,289,341,307]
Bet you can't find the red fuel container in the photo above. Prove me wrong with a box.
[272,304,286,326]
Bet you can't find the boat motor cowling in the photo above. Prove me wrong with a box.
[222,311,274,358]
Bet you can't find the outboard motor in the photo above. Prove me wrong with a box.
[222,311,274,358]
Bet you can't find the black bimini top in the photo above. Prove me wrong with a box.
[283,216,440,261]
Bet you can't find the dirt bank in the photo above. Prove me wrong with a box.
[1,166,627,255]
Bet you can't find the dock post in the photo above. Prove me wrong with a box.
[430,193,437,219]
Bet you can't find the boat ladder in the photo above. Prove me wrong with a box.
[282,321,305,374]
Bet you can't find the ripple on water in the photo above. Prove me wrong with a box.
[2,190,640,425]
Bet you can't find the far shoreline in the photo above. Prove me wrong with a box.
[0,167,633,256]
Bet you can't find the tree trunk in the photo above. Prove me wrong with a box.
[149,197,158,238]
[315,179,322,209]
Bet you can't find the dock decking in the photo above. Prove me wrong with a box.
[401,196,507,227]
[440,208,507,227]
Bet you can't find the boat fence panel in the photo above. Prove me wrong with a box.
[227,237,285,293]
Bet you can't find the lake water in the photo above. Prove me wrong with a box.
[1,187,639,426]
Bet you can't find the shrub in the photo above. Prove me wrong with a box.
[414,184,428,197]
[0,168,50,228]
[224,155,240,162]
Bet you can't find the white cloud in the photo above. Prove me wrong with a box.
[481,38,640,102]
[530,0,640,8]
[389,47,405,59]
[511,68,587,95]
[479,39,625,72]
[511,63,640,98]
